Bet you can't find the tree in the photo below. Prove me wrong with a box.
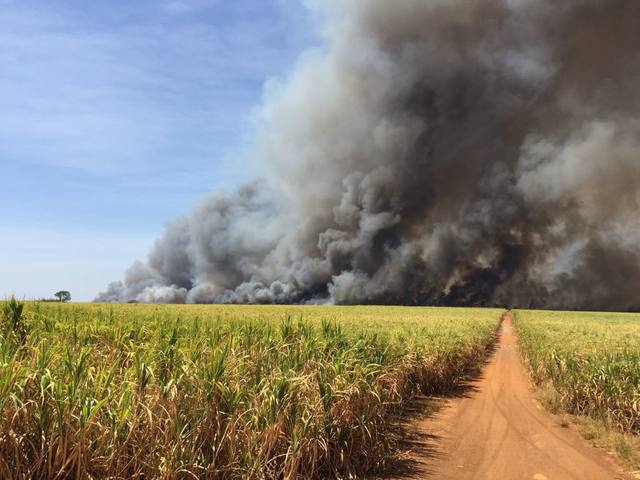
[54,290,71,303]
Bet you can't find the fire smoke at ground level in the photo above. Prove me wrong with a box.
[97,0,640,311]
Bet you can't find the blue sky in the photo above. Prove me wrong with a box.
[0,0,317,301]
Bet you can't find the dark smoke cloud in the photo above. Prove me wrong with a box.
[97,0,640,311]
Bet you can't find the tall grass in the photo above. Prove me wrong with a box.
[1,296,27,343]
[0,303,501,479]
[514,309,640,435]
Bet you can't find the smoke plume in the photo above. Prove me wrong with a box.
[97,0,640,311]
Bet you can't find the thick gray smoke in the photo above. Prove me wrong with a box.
[97,0,640,311]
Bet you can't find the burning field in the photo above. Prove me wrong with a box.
[98,0,640,311]
[3,1,640,479]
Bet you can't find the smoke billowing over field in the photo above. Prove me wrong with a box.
[98,0,640,310]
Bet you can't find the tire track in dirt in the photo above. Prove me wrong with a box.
[381,312,632,480]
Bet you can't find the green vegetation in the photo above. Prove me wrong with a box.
[1,296,28,343]
[514,310,640,436]
[0,303,501,479]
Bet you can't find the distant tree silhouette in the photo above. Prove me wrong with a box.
[54,290,71,303]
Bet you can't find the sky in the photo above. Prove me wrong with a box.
[0,0,317,301]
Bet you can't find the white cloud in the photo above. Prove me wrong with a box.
[0,2,311,175]
[161,0,221,14]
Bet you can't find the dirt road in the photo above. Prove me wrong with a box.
[386,312,631,480]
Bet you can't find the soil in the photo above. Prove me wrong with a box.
[379,312,632,480]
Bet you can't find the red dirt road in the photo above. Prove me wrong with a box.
[387,313,632,480]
